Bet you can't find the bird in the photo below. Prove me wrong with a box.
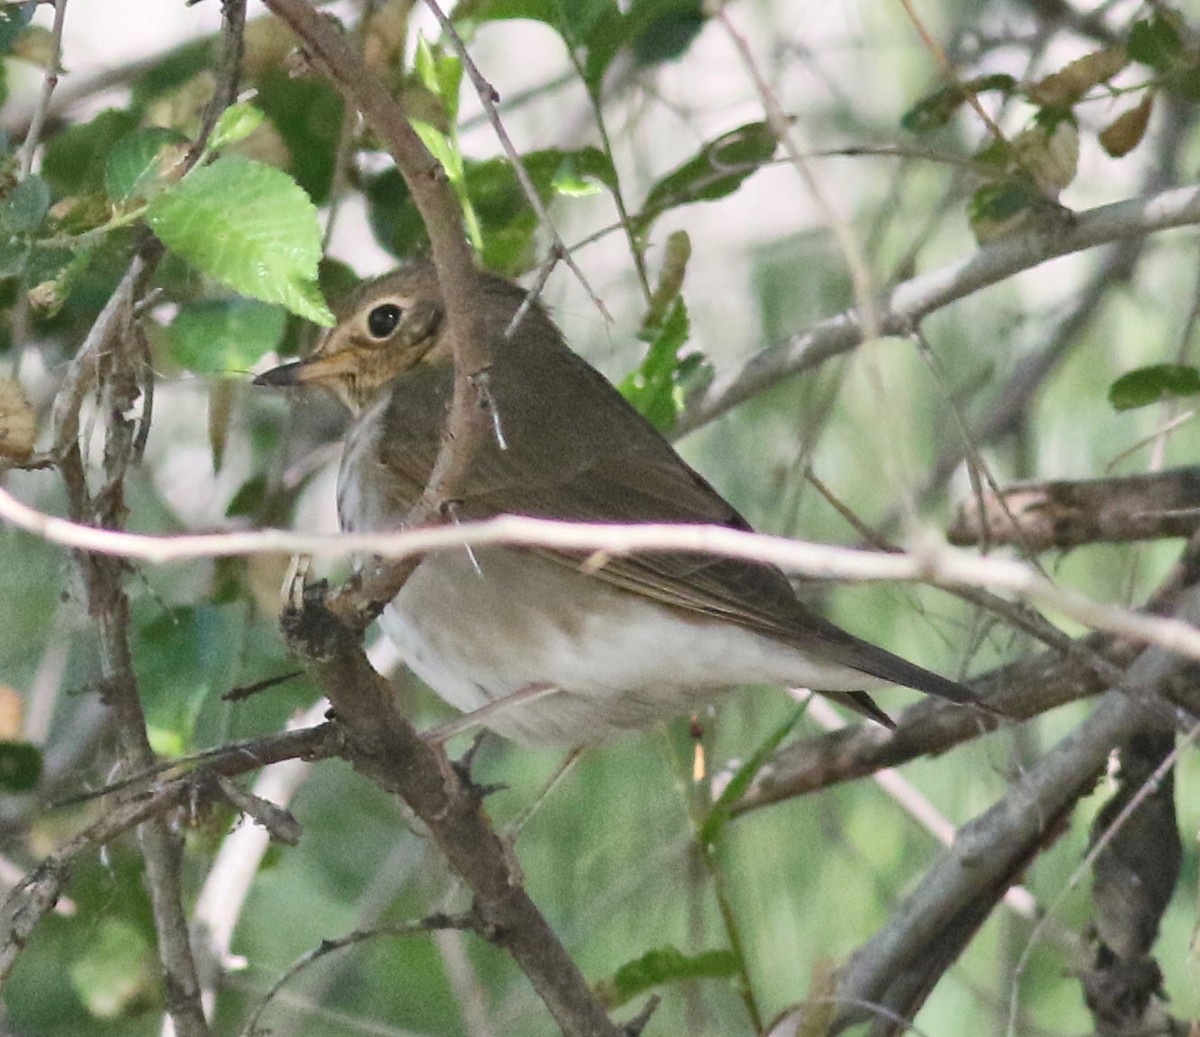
[254,261,984,746]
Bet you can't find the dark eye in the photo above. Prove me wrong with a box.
[367,303,402,339]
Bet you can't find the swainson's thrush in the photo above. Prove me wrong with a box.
[256,262,982,745]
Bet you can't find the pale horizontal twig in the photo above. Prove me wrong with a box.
[5,485,1200,667]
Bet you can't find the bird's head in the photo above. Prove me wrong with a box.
[254,263,450,412]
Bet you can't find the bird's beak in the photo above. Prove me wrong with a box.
[253,349,358,388]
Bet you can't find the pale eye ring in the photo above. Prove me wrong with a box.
[367,303,402,339]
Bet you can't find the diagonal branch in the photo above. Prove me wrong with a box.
[281,587,623,1037]
[825,582,1200,1033]
[676,182,1200,435]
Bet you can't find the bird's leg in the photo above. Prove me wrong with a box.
[420,682,562,744]
[282,553,313,612]
[447,731,508,804]
[504,746,582,843]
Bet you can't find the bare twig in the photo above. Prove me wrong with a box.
[1005,720,1200,1037]
[828,583,1200,1032]
[241,914,469,1037]
[190,703,331,1018]
[7,494,1200,671]
[831,693,1120,1032]
[14,0,68,178]
[422,0,611,325]
[0,723,338,982]
[910,237,1144,518]
[736,630,1138,814]
[710,2,879,353]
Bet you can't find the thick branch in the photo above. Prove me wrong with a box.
[258,1,489,612]
[282,589,621,1037]
[948,466,1200,550]
[826,581,1200,1033]
[831,694,1127,1033]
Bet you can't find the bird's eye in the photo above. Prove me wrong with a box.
[367,303,402,339]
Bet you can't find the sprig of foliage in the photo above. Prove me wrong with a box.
[902,3,1200,241]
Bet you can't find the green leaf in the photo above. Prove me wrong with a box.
[26,243,92,314]
[0,238,29,279]
[453,0,559,27]
[415,36,464,123]
[166,299,287,374]
[0,175,50,234]
[129,38,213,112]
[42,109,138,196]
[365,168,427,260]
[967,178,1040,243]
[698,703,805,847]
[145,156,334,325]
[618,300,707,432]
[457,0,628,92]
[0,741,41,791]
[0,3,35,55]
[900,73,1018,133]
[1128,11,1183,72]
[628,0,706,66]
[637,122,777,235]
[0,176,51,280]
[595,946,738,1008]
[135,605,238,754]
[1173,64,1200,100]
[579,3,628,92]
[1108,364,1200,411]
[366,148,616,275]
[225,473,269,518]
[253,70,345,205]
[104,127,189,205]
[209,101,266,151]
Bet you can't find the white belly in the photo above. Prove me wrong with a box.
[379,546,875,745]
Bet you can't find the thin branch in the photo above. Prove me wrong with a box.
[241,914,469,1037]
[7,496,1200,671]
[829,580,1200,1032]
[422,0,611,324]
[14,0,68,178]
[710,2,880,353]
[735,629,1138,814]
[802,697,1061,938]
[911,236,1143,517]
[805,465,1124,685]
[190,702,332,1018]
[0,723,339,982]
[52,246,209,1036]
[675,182,1200,435]
[896,0,1009,149]
[831,691,1126,1032]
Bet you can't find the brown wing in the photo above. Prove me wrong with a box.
[365,320,974,704]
